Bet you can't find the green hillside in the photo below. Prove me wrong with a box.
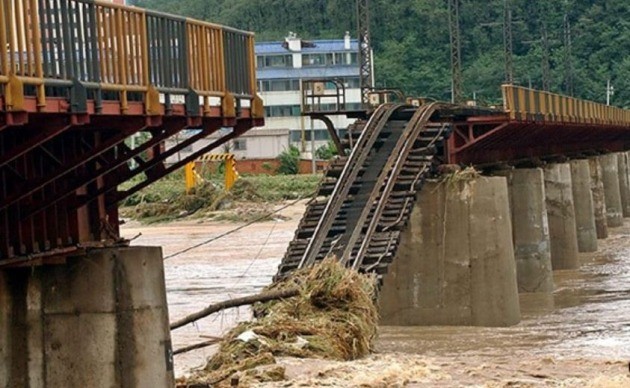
[132,0,630,107]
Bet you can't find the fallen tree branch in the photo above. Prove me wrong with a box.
[173,338,223,355]
[170,287,300,330]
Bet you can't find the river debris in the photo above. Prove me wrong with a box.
[177,258,378,387]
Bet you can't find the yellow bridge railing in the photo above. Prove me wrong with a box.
[0,0,262,117]
[502,85,630,126]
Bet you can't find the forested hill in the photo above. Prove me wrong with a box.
[132,0,630,107]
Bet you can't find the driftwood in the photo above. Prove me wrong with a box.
[173,338,222,355]
[170,287,300,330]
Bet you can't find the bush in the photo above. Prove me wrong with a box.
[276,145,301,175]
[315,140,337,160]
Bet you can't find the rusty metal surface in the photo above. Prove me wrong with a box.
[0,0,264,263]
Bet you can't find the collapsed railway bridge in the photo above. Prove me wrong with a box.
[278,85,630,279]
[2,0,630,386]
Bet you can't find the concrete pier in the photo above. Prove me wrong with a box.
[589,157,609,239]
[618,152,630,217]
[569,160,598,252]
[600,154,624,227]
[379,176,521,327]
[543,163,579,270]
[0,247,174,388]
[498,168,554,293]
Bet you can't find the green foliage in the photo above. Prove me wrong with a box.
[136,0,630,107]
[231,174,321,202]
[315,141,337,161]
[119,173,321,222]
[277,145,301,175]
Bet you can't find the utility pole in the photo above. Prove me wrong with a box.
[357,0,373,107]
[503,0,514,84]
[448,0,463,103]
[606,79,614,106]
[541,22,551,91]
[563,12,574,96]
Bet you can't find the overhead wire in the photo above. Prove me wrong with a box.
[163,193,315,260]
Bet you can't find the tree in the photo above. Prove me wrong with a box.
[136,0,630,107]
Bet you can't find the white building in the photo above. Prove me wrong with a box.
[254,32,362,158]
[167,32,362,164]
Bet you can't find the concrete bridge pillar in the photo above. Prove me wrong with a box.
[0,247,174,388]
[589,157,609,239]
[569,160,598,253]
[543,163,579,270]
[617,152,630,217]
[600,154,624,227]
[379,176,521,327]
[497,168,554,293]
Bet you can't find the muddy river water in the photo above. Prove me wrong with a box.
[121,201,630,386]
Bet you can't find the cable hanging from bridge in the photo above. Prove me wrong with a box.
[163,192,316,260]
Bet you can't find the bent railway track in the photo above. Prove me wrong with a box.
[277,103,451,278]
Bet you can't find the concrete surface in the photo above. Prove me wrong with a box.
[618,152,630,217]
[498,168,554,293]
[543,163,579,270]
[589,157,609,239]
[569,160,598,253]
[600,154,623,227]
[0,247,174,388]
[379,177,521,327]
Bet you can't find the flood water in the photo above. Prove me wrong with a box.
[121,204,630,384]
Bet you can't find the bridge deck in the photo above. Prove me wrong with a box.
[0,0,263,265]
[448,86,630,165]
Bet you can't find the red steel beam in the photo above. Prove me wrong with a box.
[114,119,255,205]
[19,117,193,219]
[0,121,74,168]
[0,117,154,211]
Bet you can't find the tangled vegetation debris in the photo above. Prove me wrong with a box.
[177,258,378,387]
[119,173,321,223]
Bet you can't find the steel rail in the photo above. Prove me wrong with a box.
[297,103,403,269]
[338,102,441,267]
[350,103,444,270]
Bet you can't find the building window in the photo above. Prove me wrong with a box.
[289,129,335,142]
[257,54,293,68]
[259,79,301,92]
[344,77,360,88]
[264,105,302,117]
[302,53,328,67]
[233,139,247,151]
[332,52,359,66]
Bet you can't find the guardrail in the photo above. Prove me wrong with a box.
[0,0,261,117]
[502,85,630,126]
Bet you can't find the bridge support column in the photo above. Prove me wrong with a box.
[589,157,609,239]
[0,247,174,388]
[617,152,630,217]
[379,176,521,327]
[569,160,598,253]
[543,163,579,270]
[497,168,554,293]
[600,154,624,227]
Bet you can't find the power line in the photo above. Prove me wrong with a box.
[163,194,314,260]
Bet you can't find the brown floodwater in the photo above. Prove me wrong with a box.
[121,203,630,385]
